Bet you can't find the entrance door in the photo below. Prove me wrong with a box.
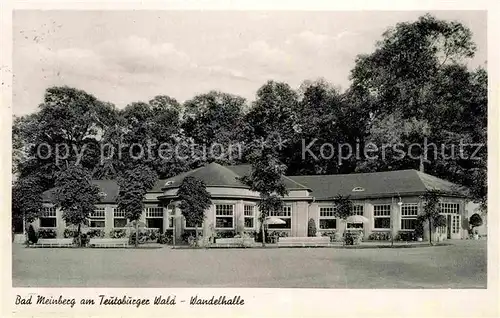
[446,215,452,239]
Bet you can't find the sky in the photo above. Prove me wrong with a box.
[12,10,487,116]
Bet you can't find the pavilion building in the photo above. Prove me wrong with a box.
[36,162,471,242]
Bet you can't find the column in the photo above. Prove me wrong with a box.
[390,201,400,238]
[56,208,65,238]
[174,205,183,242]
[202,205,214,241]
[105,205,113,238]
[295,201,309,237]
[235,200,244,234]
[162,207,168,235]
[365,202,374,239]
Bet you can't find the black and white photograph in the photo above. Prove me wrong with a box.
[4,3,496,316]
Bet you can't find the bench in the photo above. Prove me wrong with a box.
[277,237,330,247]
[34,238,74,247]
[89,238,129,248]
[215,238,255,247]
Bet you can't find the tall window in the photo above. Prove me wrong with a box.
[319,206,336,230]
[373,205,391,230]
[145,207,164,231]
[113,208,127,228]
[268,206,291,229]
[89,207,105,228]
[401,203,418,230]
[40,207,57,227]
[439,203,459,214]
[244,205,255,229]
[452,215,460,234]
[215,204,234,229]
[347,205,364,229]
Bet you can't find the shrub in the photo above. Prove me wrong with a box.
[144,228,160,241]
[368,232,392,241]
[243,231,256,239]
[269,230,289,238]
[86,229,105,238]
[27,225,38,244]
[128,231,148,245]
[469,213,483,229]
[344,232,355,245]
[109,229,127,239]
[37,228,57,239]
[215,230,236,239]
[307,218,317,237]
[73,233,90,247]
[157,229,174,244]
[344,231,363,245]
[395,231,416,241]
[255,230,277,243]
[181,229,202,243]
[321,231,337,242]
[64,228,79,238]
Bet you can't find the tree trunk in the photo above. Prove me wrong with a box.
[428,219,433,246]
[23,213,28,244]
[77,223,82,247]
[261,221,266,247]
[343,220,347,246]
[195,225,199,247]
[135,222,139,248]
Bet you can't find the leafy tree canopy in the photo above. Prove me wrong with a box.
[177,176,212,231]
[53,165,101,229]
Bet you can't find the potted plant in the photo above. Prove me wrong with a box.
[469,213,483,240]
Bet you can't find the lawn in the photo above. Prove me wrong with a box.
[12,240,486,288]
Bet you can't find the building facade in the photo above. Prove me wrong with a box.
[35,163,471,241]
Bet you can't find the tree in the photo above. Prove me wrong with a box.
[332,195,354,245]
[469,213,483,233]
[177,176,212,246]
[116,165,158,247]
[243,81,298,165]
[53,165,101,246]
[12,175,44,238]
[182,91,246,165]
[13,86,118,189]
[240,138,288,247]
[350,14,476,119]
[307,218,317,237]
[349,14,486,208]
[287,79,351,175]
[418,190,446,245]
[27,224,38,244]
[109,97,190,179]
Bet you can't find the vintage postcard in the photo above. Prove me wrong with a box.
[1,1,498,317]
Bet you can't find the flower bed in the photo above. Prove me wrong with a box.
[86,229,105,238]
[320,231,338,242]
[37,228,57,239]
[269,230,289,238]
[368,231,392,241]
[109,229,127,239]
[395,231,417,241]
[157,229,174,244]
[64,228,79,238]
[215,230,236,239]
